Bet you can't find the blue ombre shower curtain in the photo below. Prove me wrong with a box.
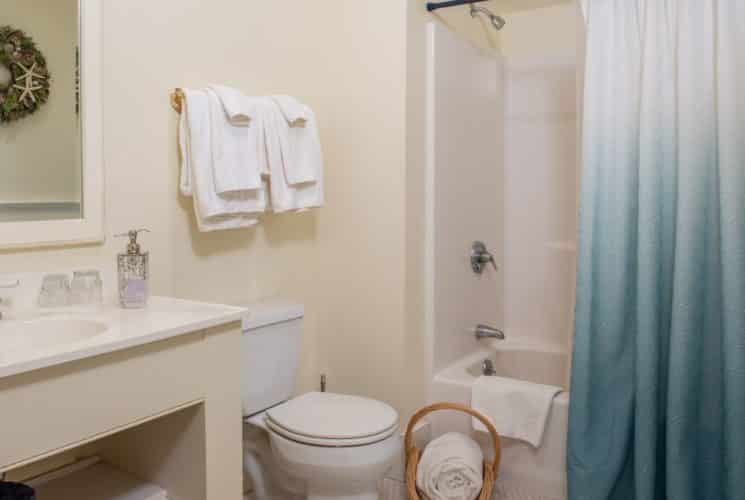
[568,1,745,499]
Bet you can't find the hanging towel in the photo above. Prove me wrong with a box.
[205,87,263,194]
[178,88,264,231]
[209,84,252,125]
[416,432,483,500]
[271,94,308,123]
[209,84,270,177]
[269,95,322,185]
[262,99,324,213]
[471,376,561,448]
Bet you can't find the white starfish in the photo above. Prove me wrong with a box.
[12,79,43,104]
[13,62,46,83]
[11,62,46,105]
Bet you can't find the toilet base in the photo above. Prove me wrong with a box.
[309,492,378,500]
[269,429,400,500]
[243,421,305,500]
[307,481,379,500]
[245,402,400,500]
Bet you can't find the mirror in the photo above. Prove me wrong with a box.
[0,0,103,248]
[1,0,81,222]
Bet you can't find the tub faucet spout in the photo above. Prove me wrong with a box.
[474,324,505,340]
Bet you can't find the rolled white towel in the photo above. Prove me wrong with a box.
[416,432,484,500]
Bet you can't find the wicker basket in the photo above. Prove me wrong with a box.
[404,402,501,500]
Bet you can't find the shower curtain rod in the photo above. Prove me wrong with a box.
[426,0,488,12]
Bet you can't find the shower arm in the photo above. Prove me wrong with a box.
[426,0,506,30]
[426,0,488,12]
[470,5,494,18]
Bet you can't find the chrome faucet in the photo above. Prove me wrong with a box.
[471,241,498,275]
[482,359,497,376]
[0,279,20,320]
[474,324,505,340]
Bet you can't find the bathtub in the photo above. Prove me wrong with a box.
[429,343,570,500]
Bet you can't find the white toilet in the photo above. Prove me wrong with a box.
[241,300,401,500]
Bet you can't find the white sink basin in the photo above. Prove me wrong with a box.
[0,318,109,357]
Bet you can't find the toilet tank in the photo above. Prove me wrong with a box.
[241,299,304,417]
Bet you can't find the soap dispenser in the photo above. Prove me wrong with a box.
[116,229,150,309]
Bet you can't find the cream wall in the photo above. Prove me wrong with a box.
[0,0,497,425]
[0,0,411,412]
[1,0,81,203]
[0,0,583,425]
[498,3,581,58]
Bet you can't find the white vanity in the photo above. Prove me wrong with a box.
[0,296,246,500]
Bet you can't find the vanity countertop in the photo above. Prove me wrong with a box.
[0,296,246,379]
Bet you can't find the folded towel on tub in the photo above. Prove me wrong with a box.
[416,432,483,500]
[471,375,561,448]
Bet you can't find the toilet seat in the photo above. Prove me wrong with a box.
[265,418,398,447]
[265,392,399,447]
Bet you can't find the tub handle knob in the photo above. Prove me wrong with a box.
[471,241,498,274]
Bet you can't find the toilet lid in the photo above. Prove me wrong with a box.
[265,417,398,447]
[265,392,399,441]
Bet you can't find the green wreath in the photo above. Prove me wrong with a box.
[0,25,51,124]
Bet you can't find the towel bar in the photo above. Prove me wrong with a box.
[170,88,184,113]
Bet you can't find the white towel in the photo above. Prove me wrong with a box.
[269,95,322,186]
[178,88,264,232]
[471,376,561,448]
[209,84,252,125]
[271,94,308,123]
[416,432,484,500]
[262,99,324,213]
[205,87,263,194]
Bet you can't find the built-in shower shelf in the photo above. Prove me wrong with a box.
[30,457,168,500]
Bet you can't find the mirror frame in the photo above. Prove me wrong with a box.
[0,0,104,249]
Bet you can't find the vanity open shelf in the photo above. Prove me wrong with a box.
[33,459,167,500]
[7,403,205,500]
[0,296,247,500]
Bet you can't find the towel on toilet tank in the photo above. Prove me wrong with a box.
[416,432,483,500]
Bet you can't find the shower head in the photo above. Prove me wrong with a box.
[470,4,506,31]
